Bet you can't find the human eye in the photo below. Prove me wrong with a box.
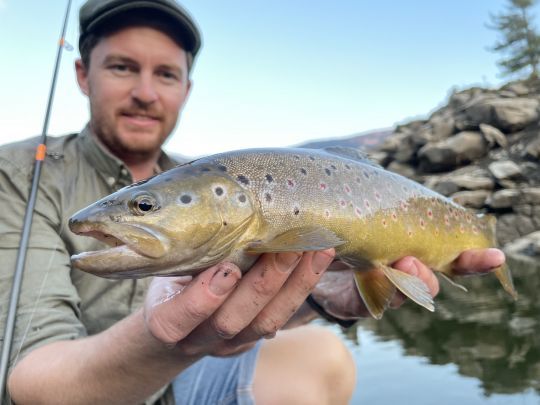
[108,63,135,76]
[157,69,181,84]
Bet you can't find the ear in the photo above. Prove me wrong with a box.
[75,59,89,96]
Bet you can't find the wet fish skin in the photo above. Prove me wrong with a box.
[69,147,516,318]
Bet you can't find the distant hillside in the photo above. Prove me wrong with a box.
[297,129,393,151]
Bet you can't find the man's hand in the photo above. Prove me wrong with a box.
[310,248,506,320]
[143,250,335,358]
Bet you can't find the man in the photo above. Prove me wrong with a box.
[0,0,505,404]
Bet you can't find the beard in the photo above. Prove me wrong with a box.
[89,101,171,162]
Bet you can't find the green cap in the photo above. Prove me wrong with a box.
[79,0,202,56]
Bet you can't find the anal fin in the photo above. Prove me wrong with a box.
[245,226,345,253]
[438,272,468,292]
[379,265,435,312]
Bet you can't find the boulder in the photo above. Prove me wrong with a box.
[450,190,490,208]
[488,160,523,180]
[486,189,521,209]
[418,131,488,172]
[504,231,540,264]
[522,187,540,204]
[387,161,417,179]
[465,97,539,132]
[496,214,537,245]
[479,123,508,148]
[525,136,540,159]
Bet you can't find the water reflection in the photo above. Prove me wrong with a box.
[358,257,540,396]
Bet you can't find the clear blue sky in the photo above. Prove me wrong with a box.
[0,0,531,156]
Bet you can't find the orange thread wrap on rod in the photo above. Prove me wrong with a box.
[35,144,47,161]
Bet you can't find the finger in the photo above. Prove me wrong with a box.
[209,252,302,339]
[242,249,334,340]
[452,248,505,275]
[144,263,241,345]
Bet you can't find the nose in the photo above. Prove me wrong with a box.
[131,74,158,104]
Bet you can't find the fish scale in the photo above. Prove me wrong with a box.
[69,147,517,319]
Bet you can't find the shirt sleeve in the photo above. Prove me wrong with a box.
[0,156,86,375]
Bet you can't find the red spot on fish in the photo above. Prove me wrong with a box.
[400,200,408,211]
[420,219,425,229]
[340,199,347,208]
[319,183,327,191]
[355,207,362,217]
[344,184,351,194]
[287,179,295,188]
[391,212,398,221]
[444,214,450,226]
[427,209,433,219]
[364,199,371,209]
[407,229,413,238]
[382,218,387,228]
[374,191,381,201]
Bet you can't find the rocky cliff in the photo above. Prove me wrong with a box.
[368,79,540,262]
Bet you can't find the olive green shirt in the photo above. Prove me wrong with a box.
[0,127,179,404]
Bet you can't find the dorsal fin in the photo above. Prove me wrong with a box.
[322,146,382,168]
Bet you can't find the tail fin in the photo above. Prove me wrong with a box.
[494,264,518,300]
[484,214,518,300]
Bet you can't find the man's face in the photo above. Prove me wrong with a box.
[76,26,191,160]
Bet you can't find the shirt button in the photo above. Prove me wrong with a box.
[107,177,116,186]
[120,168,128,176]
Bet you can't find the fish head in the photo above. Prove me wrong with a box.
[69,164,256,278]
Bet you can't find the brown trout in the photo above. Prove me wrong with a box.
[69,147,517,319]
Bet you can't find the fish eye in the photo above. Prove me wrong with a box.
[130,194,158,215]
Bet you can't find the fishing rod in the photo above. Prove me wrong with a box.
[0,0,73,400]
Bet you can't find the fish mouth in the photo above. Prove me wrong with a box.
[70,222,171,274]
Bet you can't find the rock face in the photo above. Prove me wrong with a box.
[372,79,540,260]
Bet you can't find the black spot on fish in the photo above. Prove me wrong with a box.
[217,165,227,172]
[293,207,300,215]
[164,177,173,183]
[325,168,331,176]
[345,164,351,170]
[266,174,274,183]
[215,187,224,196]
[294,155,300,160]
[238,194,247,203]
[265,193,272,202]
[223,221,228,226]
[180,194,192,204]
[200,167,211,172]
[300,168,307,175]
[309,156,315,161]
[331,164,337,170]
[237,175,250,185]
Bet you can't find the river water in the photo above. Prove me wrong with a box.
[326,257,540,404]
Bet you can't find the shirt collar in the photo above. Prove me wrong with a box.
[78,125,179,186]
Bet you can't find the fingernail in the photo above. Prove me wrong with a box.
[276,252,301,272]
[407,258,420,276]
[210,264,240,296]
[311,251,333,274]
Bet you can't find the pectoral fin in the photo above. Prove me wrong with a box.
[245,226,345,253]
[379,265,435,312]
[352,267,396,320]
